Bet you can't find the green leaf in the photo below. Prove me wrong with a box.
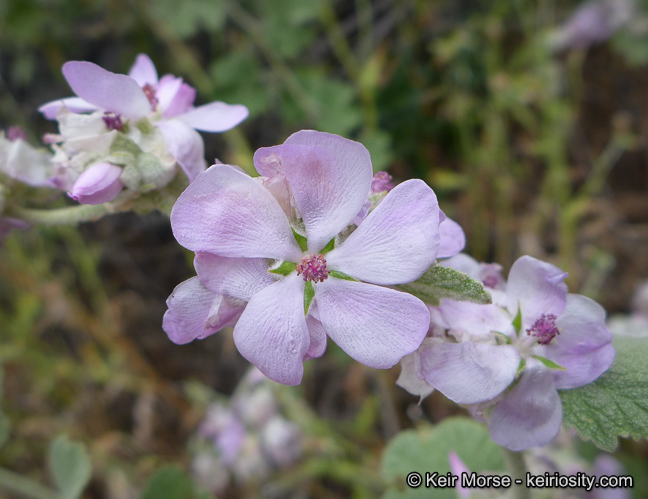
[560,336,648,451]
[320,237,335,254]
[329,270,357,281]
[150,0,225,39]
[512,306,522,335]
[304,281,315,315]
[48,435,92,499]
[292,228,308,252]
[381,417,505,499]
[531,355,566,370]
[269,261,297,276]
[139,466,195,499]
[397,264,492,307]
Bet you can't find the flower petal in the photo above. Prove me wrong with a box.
[305,305,328,360]
[155,119,207,182]
[419,342,520,404]
[535,294,615,388]
[315,278,430,368]
[156,74,184,114]
[281,130,373,253]
[62,61,151,119]
[396,347,435,399]
[127,53,158,86]
[178,101,249,132]
[488,365,562,451]
[171,164,302,261]
[506,255,568,329]
[435,300,515,337]
[194,252,275,301]
[162,277,242,344]
[233,274,310,385]
[326,179,440,285]
[68,162,123,205]
[38,97,98,119]
[164,83,196,118]
[438,217,466,258]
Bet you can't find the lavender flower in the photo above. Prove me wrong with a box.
[399,255,615,450]
[165,130,443,385]
[38,53,248,199]
[0,130,52,187]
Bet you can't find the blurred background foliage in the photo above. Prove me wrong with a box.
[2,0,648,497]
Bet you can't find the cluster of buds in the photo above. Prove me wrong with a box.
[190,368,303,492]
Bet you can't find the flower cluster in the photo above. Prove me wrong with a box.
[397,253,616,451]
[163,130,466,385]
[191,368,302,492]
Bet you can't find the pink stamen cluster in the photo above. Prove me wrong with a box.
[6,125,28,142]
[296,254,330,283]
[371,171,395,193]
[526,313,560,345]
[102,112,124,131]
[142,83,158,111]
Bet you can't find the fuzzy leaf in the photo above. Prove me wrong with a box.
[381,417,505,499]
[48,435,92,499]
[397,264,491,306]
[139,466,195,499]
[560,336,648,451]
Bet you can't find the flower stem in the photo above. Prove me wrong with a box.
[0,467,60,499]
[11,204,112,226]
[500,447,530,499]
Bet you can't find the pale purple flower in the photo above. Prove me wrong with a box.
[165,130,441,385]
[448,452,471,498]
[39,53,249,182]
[400,255,615,451]
[6,126,28,142]
[68,162,123,204]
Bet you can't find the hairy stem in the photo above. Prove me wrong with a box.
[500,447,530,499]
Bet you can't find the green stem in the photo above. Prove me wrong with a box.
[500,447,530,499]
[11,204,112,226]
[0,467,59,499]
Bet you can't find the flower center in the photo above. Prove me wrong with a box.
[296,254,330,283]
[102,112,124,131]
[142,83,159,111]
[526,313,560,345]
[370,171,394,193]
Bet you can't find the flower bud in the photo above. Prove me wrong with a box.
[69,162,123,204]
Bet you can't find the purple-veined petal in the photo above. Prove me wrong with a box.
[315,278,430,369]
[436,299,515,337]
[164,82,196,118]
[506,255,568,330]
[178,101,249,132]
[171,164,302,261]
[38,97,98,119]
[127,53,158,86]
[419,341,520,405]
[233,274,309,385]
[68,162,123,205]
[156,74,184,114]
[326,179,440,285]
[282,130,373,253]
[162,277,242,344]
[155,119,206,182]
[194,252,275,301]
[488,364,562,451]
[438,217,466,258]
[253,145,283,177]
[62,61,151,119]
[305,305,327,360]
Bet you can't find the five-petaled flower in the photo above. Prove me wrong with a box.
[398,254,615,450]
[164,130,446,385]
[39,53,249,187]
